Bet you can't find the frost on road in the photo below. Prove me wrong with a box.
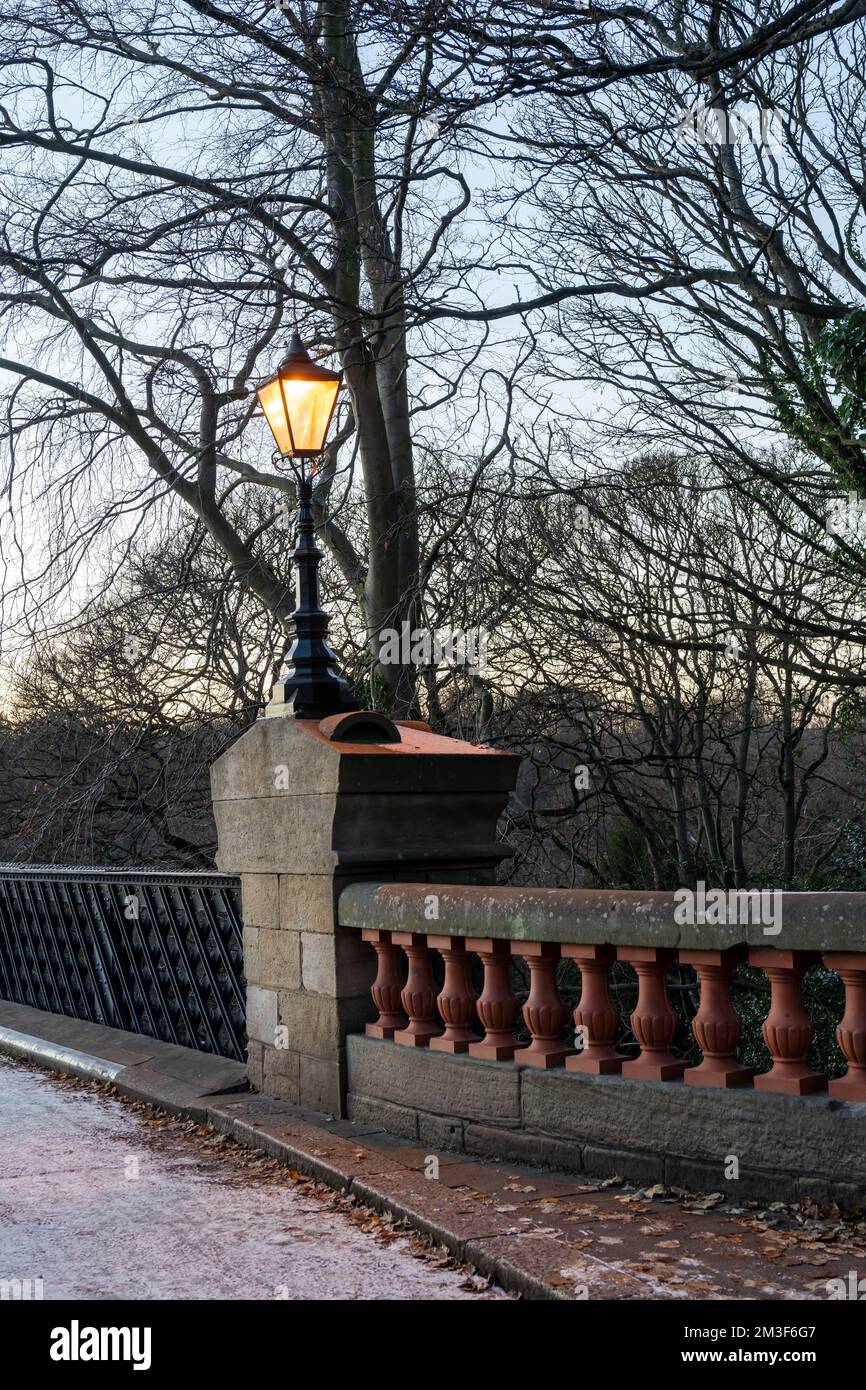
[0,1057,502,1300]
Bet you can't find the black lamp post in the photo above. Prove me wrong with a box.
[257,333,359,718]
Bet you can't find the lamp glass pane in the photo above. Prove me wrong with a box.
[257,377,292,454]
[281,376,340,453]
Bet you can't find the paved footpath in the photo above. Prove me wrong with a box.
[3,1001,866,1300]
[0,1058,502,1300]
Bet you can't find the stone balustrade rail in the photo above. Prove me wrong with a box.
[339,882,866,1101]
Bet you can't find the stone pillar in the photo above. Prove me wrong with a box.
[210,709,519,1116]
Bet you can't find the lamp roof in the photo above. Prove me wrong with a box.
[270,332,342,384]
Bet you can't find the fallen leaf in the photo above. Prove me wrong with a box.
[683,1192,724,1212]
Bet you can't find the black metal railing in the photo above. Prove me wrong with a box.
[0,865,245,1062]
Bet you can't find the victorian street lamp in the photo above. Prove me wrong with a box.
[257,333,359,718]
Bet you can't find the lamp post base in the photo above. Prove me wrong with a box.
[267,673,359,719]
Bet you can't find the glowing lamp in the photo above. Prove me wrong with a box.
[257,333,342,457]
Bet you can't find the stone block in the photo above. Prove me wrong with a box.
[130,1045,246,1094]
[348,1093,419,1140]
[520,1070,866,1184]
[240,874,279,931]
[300,1055,342,1115]
[246,1039,264,1092]
[277,991,337,1058]
[242,926,259,979]
[246,986,278,1046]
[464,1124,584,1175]
[278,991,371,1059]
[301,932,335,994]
[746,893,866,953]
[299,929,374,997]
[214,796,338,875]
[331,792,513,868]
[334,928,377,997]
[796,1176,866,1214]
[345,1034,522,1124]
[418,1113,464,1153]
[253,928,301,992]
[280,874,336,934]
[338,882,866,954]
[210,715,338,806]
[582,1145,664,1185]
[663,1154,797,1204]
[333,736,519,797]
[263,1046,300,1104]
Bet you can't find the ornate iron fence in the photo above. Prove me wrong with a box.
[0,865,245,1061]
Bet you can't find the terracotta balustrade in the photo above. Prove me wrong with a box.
[511,941,572,1068]
[824,952,866,1101]
[428,936,478,1053]
[362,928,407,1039]
[748,949,827,1095]
[563,943,624,1074]
[347,897,866,1101]
[391,932,442,1047]
[466,937,524,1061]
[680,946,753,1088]
[617,946,686,1081]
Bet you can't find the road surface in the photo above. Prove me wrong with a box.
[0,1056,501,1300]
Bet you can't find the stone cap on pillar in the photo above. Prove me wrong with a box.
[210,713,520,878]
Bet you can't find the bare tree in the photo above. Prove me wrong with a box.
[486,5,866,556]
[449,453,866,889]
[0,0,512,710]
[7,4,864,715]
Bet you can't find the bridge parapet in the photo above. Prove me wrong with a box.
[209,703,866,1206]
[336,880,866,1205]
[339,880,866,1097]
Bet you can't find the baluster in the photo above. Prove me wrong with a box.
[823,952,866,1101]
[512,941,572,1068]
[749,949,826,1095]
[563,943,624,1074]
[362,928,407,1039]
[466,937,524,1061]
[392,932,442,1046]
[617,947,686,1081]
[680,947,753,1088]
[429,936,478,1053]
